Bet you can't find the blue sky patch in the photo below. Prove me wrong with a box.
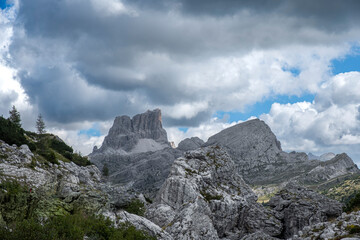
[0,0,11,9]
[282,66,301,77]
[215,93,315,123]
[331,45,360,75]
[178,127,188,133]
[78,124,101,137]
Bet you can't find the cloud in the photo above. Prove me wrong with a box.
[2,0,360,157]
[260,71,360,162]
[6,0,360,128]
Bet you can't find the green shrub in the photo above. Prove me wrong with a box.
[50,138,73,156]
[102,164,109,176]
[0,180,36,224]
[346,224,360,234]
[121,199,146,216]
[71,153,91,167]
[38,149,59,165]
[0,117,27,147]
[344,191,360,212]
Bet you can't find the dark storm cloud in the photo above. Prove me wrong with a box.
[163,110,213,127]
[8,0,360,126]
[178,0,360,31]
[0,90,18,117]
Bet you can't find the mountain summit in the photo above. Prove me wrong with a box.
[95,109,169,154]
[90,109,182,198]
[204,118,359,185]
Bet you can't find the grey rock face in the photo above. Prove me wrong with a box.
[146,147,282,240]
[308,152,336,161]
[320,152,336,161]
[93,147,183,199]
[104,210,173,240]
[96,109,169,154]
[90,109,181,198]
[291,211,360,240]
[295,153,359,185]
[204,119,359,185]
[177,137,205,151]
[268,183,342,239]
[241,231,279,240]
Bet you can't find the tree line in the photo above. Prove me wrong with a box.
[7,105,46,134]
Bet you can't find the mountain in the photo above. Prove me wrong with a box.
[177,136,204,151]
[203,119,359,185]
[94,108,169,154]
[89,109,183,198]
[308,152,336,161]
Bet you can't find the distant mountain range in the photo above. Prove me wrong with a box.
[89,109,359,197]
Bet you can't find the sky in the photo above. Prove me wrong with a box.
[1,1,360,163]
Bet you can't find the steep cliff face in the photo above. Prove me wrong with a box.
[90,109,182,198]
[96,109,169,154]
[146,146,282,240]
[204,119,360,185]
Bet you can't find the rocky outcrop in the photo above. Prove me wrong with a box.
[177,137,205,151]
[90,109,182,198]
[268,183,342,239]
[95,147,183,199]
[291,211,360,240]
[0,140,109,218]
[295,153,359,185]
[204,119,359,185]
[146,146,282,239]
[0,139,170,238]
[95,109,169,154]
[104,210,173,240]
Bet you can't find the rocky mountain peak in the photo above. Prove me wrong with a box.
[204,119,283,179]
[205,118,282,153]
[95,109,169,154]
[177,136,204,151]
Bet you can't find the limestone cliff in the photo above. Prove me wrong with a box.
[95,108,169,154]
[90,109,182,198]
[146,146,282,239]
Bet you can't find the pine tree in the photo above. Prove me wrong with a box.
[36,114,46,134]
[9,105,21,128]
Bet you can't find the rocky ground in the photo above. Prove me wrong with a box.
[291,211,360,239]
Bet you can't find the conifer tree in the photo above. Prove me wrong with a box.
[36,114,46,134]
[9,105,21,128]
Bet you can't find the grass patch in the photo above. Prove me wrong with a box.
[0,213,155,240]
